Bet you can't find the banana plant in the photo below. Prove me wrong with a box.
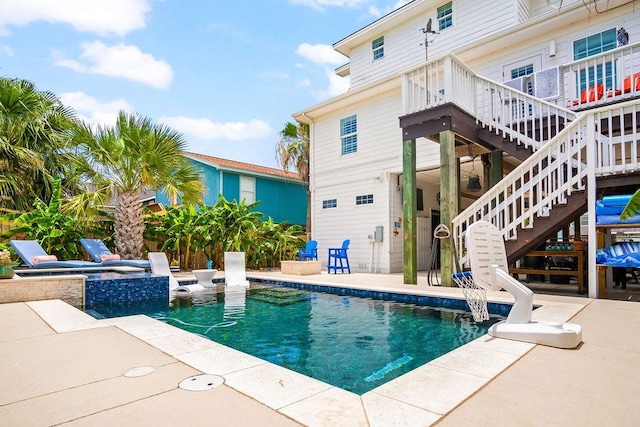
[620,188,640,221]
[0,177,96,260]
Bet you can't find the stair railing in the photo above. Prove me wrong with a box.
[452,100,640,267]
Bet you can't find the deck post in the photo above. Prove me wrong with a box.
[440,130,458,286]
[402,137,418,285]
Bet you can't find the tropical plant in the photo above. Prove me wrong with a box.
[67,111,204,260]
[0,178,94,260]
[250,218,305,269]
[0,77,83,211]
[276,121,310,230]
[620,189,640,221]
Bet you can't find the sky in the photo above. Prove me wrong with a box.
[0,0,409,169]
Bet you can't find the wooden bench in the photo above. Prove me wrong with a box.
[510,250,585,294]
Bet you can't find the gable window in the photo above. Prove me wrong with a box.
[356,194,374,205]
[322,199,337,209]
[372,36,384,60]
[573,28,617,92]
[340,115,357,155]
[240,175,255,204]
[437,2,453,31]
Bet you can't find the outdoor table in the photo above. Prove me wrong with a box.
[192,269,217,287]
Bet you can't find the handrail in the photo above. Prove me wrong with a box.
[452,100,640,266]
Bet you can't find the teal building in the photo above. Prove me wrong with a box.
[156,152,307,226]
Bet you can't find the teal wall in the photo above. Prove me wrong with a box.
[156,159,307,226]
[256,177,307,225]
[222,172,240,203]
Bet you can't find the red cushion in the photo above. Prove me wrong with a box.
[580,84,604,103]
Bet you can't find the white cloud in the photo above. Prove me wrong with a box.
[289,0,369,11]
[0,44,14,57]
[368,1,410,18]
[59,91,133,127]
[295,43,347,66]
[325,69,350,97]
[53,41,173,89]
[159,117,273,142]
[0,0,150,37]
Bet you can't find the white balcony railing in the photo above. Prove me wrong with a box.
[562,41,640,110]
[402,54,578,151]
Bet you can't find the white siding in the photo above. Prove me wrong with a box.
[516,0,531,22]
[349,0,520,89]
[310,87,440,273]
[301,0,640,275]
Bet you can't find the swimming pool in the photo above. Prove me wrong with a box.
[88,281,507,394]
[17,268,171,305]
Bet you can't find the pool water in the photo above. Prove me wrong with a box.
[88,284,504,394]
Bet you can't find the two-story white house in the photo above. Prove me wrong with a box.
[294,0,640,297]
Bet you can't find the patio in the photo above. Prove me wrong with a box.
[0,271,638,426]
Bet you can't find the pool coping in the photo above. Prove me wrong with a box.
[26,272,589,426]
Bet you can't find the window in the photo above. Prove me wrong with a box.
[573,28,617,92]
[437,2,453,31]
[372,36,384,60]
[322,199,337,209]
[356,194,374,205]
[340,115,357,155]
[511,64,534,79]
[417,188,424,211]
[240,176,255,204]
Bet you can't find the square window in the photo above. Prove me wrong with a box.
[437,2,453,31]
[573,28,617,92]
[356,194,374,205]
[340,115,357,155]
[372,36,384,60]
[322,199,337,209]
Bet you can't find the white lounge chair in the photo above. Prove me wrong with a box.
[148,252,204,292]
[224,252,250,287]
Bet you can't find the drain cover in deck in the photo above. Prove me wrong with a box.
[123,366,156,377]
[179,374,224,391]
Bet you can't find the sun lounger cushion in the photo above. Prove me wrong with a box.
[80,238,150,268]
[11,240,100,268]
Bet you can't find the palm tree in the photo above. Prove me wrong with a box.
[276,121,310,230]
[68,111,204,259]
[0,77,82,211]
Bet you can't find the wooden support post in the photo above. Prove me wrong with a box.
[440,130,458,286]
[490,151,502,187]
[402,137,418,285]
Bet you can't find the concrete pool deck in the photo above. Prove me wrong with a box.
[0,271,638,425]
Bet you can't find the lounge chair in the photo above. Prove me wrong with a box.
[10,240,100,269]
[148,252,203,292]
[297,240,318,261]
[224,252,250,287]
[80,238,150,269]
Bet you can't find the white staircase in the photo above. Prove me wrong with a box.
[403,54,640,270]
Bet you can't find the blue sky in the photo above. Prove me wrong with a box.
[0,0,407,168]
